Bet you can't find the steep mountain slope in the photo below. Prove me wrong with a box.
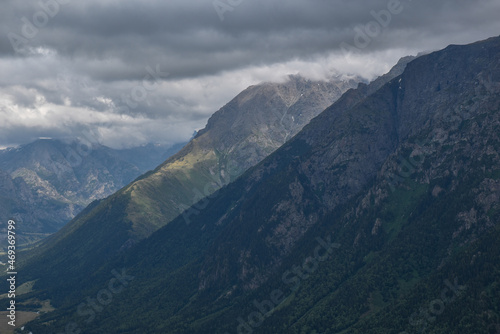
[16,36,500,333]
[10,75,361,278]
[124,75,361,236]
[0,139,183,248]
[113,142,187,173]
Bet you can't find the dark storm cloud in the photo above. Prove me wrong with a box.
[3,0,498,79]
[0,0,499,148]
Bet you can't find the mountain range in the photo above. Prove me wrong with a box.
[0,139,185,248]
[4,36,500,333]
[5,74,361,278]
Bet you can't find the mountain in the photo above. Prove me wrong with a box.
[123,74,362,237]
[7,75,361,277]
[12,35,500,333]
[8,57,411,325]
[112,142,188,174]
[0,139,184,248]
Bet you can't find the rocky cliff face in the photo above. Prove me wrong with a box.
[196,37,500,293]
[123,75,362,238]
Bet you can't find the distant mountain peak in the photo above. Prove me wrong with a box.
[0,138,184,246]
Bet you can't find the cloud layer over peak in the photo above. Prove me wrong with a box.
[1,0,499,148]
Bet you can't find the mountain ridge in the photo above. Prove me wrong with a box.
[26,75,361,248]
[6,51,430,332]
[0,139,185,248]
[14,35,500,333]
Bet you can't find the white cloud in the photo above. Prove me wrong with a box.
[0,0,499,148]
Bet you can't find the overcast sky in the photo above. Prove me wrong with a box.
[0,0,499,148]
